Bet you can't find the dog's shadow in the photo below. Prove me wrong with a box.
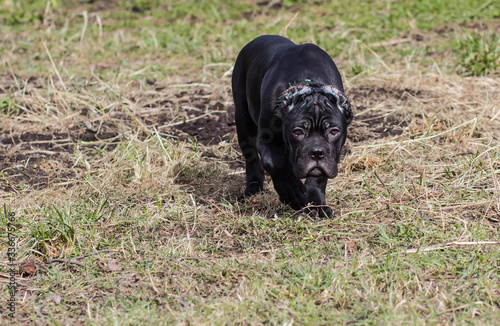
[174,159,309,218]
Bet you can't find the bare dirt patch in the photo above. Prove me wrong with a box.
[349,84,431,106]
[346,84,430,143]
[170,101,236,146]
[348,113,411,143]
[0,129,119,191]
[1,82,424,192]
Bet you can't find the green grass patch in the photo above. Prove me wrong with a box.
[1,0,499,325]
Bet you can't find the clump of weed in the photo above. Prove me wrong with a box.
[120,0,159,12]
[455,31,500,76]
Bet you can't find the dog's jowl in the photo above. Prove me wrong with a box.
[232,35,353,218]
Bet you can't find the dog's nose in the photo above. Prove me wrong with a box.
[309,147,326,161]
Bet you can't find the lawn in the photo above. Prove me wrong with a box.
[1,0,499,325]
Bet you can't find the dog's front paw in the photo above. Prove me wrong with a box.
[318,205,333,218]
[277,187,307,210]
[303,205,333,219]
[244,183,263,197]
[238,181,264,203]
[272,177,307,210]
[281,198,306,211]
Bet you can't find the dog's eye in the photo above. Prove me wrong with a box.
[293,128,304,136]
[329,129,340,137]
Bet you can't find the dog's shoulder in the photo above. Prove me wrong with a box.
[238,35,296,61]
[245,35,295,48]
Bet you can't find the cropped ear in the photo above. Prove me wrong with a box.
[275,85,313,119]
[274,99,288,119]
[321,85,353,125]
[274,103,285,119]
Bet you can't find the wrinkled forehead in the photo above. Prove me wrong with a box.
[287,95,344,123]
[300,93,329,106]
[281,84,314,100]
[279,84,348,113]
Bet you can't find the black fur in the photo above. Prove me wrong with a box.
[232,35,352,218]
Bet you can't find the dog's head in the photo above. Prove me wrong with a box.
[275,83,353,179]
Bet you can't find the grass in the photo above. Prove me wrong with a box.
[1,0,499,325]
[455,30,500,76]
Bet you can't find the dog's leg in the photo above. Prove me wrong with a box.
[240,134,265,198]
[271,169,307,210]
[233,82,264,199]
[305,176,333,218]
[259,143,307,210]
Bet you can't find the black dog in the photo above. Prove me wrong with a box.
[232,35,353,218]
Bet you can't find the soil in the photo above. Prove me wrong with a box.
[348,113,408,143]
[0,128,119,191]
[1,84,420,192]
[171,101,236,146]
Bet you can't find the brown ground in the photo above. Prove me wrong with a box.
[0,78,416,194]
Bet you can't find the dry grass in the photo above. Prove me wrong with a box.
[1,0,499,325]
